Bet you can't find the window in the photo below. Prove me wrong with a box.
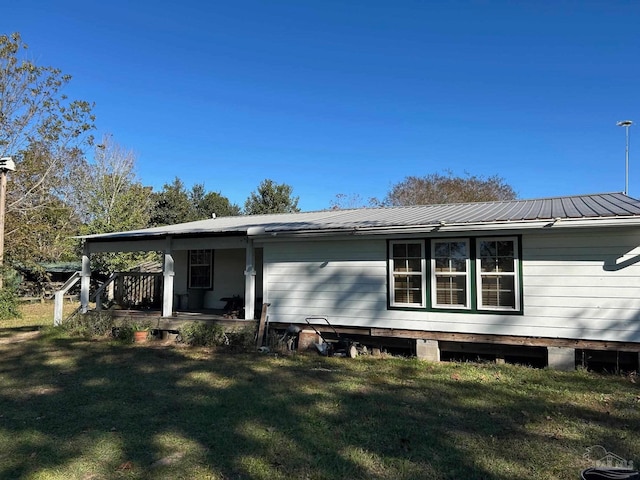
[188,249,213,289]
[476,238,519,311]
[431,239,470,309]
[389,241,425,307]
[387,236,521,313]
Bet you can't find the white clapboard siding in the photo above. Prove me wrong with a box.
[263,230,640,343]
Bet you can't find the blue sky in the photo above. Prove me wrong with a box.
[3,0,639,211]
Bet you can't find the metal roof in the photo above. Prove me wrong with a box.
[82,192,640,241]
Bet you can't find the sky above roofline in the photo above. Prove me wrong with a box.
[3,1,639,211]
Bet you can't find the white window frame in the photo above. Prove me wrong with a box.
[188,249,213,289]
[431,238,471,310]
[388,240,426,308]
[475,237,520,311]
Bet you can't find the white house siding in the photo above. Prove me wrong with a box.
[263,229,640,343]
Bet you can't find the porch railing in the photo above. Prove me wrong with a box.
[54,271,163,325]
[96,272,163,311]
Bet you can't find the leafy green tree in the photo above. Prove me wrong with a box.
[149,177,194,226]
[150,178,241,226]
[383,171,517,206]
[5,144,84,266]
[191,185,241,219]
[73,136,154,274]
[0,32,95,274]
[244,179,300,215]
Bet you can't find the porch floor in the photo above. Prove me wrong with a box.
[109,308,253,331]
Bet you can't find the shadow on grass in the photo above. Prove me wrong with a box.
[0,332,638,479]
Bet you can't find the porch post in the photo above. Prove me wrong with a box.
[162,236,175,317]
[80,242,91,313]
[244,238,256,320]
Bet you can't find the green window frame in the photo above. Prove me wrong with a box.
[188,249,213,289]
[476,237,520,311]
[431,239,471,309]
[387,236,521,313]
[388,240,426,307]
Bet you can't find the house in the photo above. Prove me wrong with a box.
[73,192,640,369]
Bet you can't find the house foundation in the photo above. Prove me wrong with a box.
[547,346,576,371]
[416,339,440,362]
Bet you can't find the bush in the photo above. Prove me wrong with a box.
[179,322,227,347]
[0,268,22,320]
[226,324,257,352]
[62,311,115,338]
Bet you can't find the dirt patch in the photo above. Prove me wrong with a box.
[0,330,40,345]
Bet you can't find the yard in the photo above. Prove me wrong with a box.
[0,303,638,479]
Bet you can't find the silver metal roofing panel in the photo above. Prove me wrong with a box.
[81,193,640,241]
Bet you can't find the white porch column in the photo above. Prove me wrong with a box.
[244,238,256,320]
[80,242,91,313]
[162,236,175,317]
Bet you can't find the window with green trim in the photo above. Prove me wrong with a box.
[389,241,426,307]
[431,239,470,309]
[387,236,521,313]
[476,238,519,311]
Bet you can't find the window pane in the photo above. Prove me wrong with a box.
[394,289,408,303]
[479,241,496,257]
[435,258,449,272]
[450,242,467,258]
[408,290,422,304]
[407,258,422,272]
[450,258,466,273]
[497,258,515,272]
[393,244,407,257]
[394,260,408,272]
[480,258,496,273]
[407,243,422,257]
[497,241,514,257]
[434,242,450,257]
[481,275,515,308]
[435,275,467,306]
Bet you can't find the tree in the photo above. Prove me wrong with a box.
[5,144,84,266]
[73,136,154,274]
[244,179,300,215]
[0,32,95,269]
[149,178,240,227]
[149,177,194,227]
[190,184,241,219]
[329,193,379,210]
[383,171,517,207]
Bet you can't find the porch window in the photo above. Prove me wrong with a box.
[431,239,470,309]
[476,238,519,310]
[389,241,426,307]
[188,249,213,289]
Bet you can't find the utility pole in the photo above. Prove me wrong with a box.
[0,157,16,289]
[617,120,633,195]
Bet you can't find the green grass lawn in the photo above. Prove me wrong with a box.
[0,304,638,479]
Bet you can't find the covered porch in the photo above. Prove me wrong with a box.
[69,231,264,325]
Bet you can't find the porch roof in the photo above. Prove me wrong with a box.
[80,192,640,241]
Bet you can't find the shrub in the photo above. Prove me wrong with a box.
[226,324,257,352]
[0,268,22,320]
[179,322,227,347]
[62,311,115,338]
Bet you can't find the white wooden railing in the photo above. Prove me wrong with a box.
[53,271,81,326]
